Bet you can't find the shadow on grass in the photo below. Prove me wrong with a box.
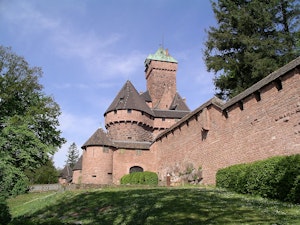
[9,187,300,225]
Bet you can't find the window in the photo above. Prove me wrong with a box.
[130,166,143,173]
[127,109,132,113]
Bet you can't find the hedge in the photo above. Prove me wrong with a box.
[120,171,158,185]
[216,154,300,203]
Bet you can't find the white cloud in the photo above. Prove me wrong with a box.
[1,1,144,80]
[54,110,101,168]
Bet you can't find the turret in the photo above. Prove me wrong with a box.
[144,48,178,109]
[104,81,154,142]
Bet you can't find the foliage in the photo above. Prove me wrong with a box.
[120,171,158,185]
[205,0,300,99]
[216,154,300,203]
[7,187,300,224]
[0,46,65,196]
[0,196,11,225]
[65,142,79,169]
[25,158,59,184]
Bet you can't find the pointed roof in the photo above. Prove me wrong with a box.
[81,128,113,149]
[60,165,72,182]
[145,47,178,65]
[73,155,82,171]
[140,91,152,102]
[104,80,154,116]
[169,93,190,111]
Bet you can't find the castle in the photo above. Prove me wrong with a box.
[70,48,300,185]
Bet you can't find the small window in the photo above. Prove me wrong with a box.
[162,118,165,121]
[128,136,132,140]
[92,175,97,178]
[238,101,244,111]
[254,91,261,102]
[127,109,132,113]
[114,110,117,114]
[274,79,282,91]
[130,166,143,173]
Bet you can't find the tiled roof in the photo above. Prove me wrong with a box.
[153,109,190,118]
[60,165,73,181]
[113,140,151,150]
[170,92,190,111]
[73,155,82,171]
[145,47,178,65]
[81,128,113,149]
[104,80,154,116]
[140,91,152,102]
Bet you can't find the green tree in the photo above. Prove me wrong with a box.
[66,142,79,169]
[25,158,59,184]
[205,0,300,99]
[0,46,65,197]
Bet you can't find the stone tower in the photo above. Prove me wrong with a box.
[144,48,178,109]
[104,80,154,142]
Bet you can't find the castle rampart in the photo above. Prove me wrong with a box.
[153,57,300,184]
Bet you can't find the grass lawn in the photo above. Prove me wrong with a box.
[7,186,300,225]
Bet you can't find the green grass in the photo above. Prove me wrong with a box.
[7,186,300,225]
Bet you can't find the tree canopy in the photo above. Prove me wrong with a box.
[205,0,300,99]
[0,46,65,196]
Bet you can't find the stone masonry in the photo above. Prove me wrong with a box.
[75,48,300,185]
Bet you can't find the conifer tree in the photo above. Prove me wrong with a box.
[66,142,79,169]
[205,0,300,99]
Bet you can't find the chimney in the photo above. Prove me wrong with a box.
[165,48,169,56]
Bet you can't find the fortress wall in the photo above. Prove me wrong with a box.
[112,149,157,184]
[105,110,153,127]
[72,170,82,184]
[105,110,153,142]
[81,146,113,184]
[107,122,153,142]
[153,65,300,184]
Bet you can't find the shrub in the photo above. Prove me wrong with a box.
[0,196,11,225]
[120,171,158,185]
[216,154,300,203]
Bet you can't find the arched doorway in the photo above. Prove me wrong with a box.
[129,166,143,173]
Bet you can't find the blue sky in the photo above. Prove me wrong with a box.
[0,0,217,168]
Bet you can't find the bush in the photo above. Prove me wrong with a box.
[0,196,11,225]
[120,171,158,185]
[216,154,300,203]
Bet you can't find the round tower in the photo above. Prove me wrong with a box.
[104,80,154,142]
[81,128,114,184]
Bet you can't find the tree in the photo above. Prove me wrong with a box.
[25,158,59,184]
[66,142,79,169]
[0,46,65,197]
[205,0,300,99]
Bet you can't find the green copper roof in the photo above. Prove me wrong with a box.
[145,48,178,65]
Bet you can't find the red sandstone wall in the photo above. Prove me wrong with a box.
[112,149,157,184]
[105,110,153,142]
[72,170,82,184]
[81,146,113,184]
[153,69,300,184]
[146,60,177,109]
